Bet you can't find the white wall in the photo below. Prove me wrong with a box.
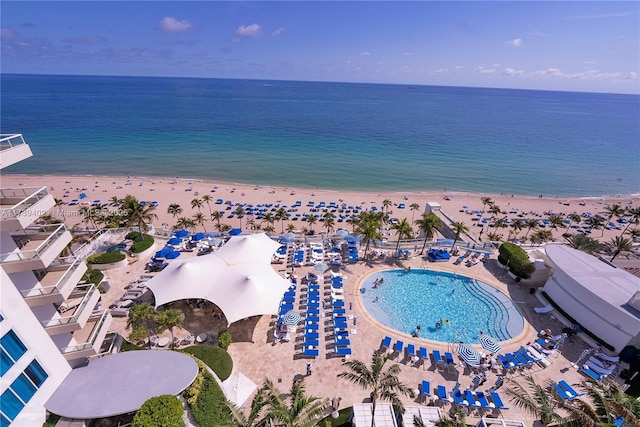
[1,269,72,426]
[543,271,640,352]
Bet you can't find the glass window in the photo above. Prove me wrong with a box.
[0,330,27,362]
[0,348,12,376]
[1,413,10,427]
[24,360,48,387]
[0,389,24,421]
[11,373,37,403]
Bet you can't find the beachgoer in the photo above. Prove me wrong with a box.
[306,363,312,376]
[435,319,442,329]
[374,296,379,303]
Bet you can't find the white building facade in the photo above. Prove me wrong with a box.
[1,134,112,426]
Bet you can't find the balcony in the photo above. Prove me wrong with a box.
[59,310,113,361]
[0,134,33,169]
[21,257,88,306]
[41,284,100,335]
[0,223,72,273]
[0,186,56,231]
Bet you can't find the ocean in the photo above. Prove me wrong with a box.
[1,74,638,197]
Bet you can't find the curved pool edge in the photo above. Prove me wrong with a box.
[354,265,535,352]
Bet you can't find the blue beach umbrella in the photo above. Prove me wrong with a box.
[167,237,182,246]
[458,344,482,366]
[229,228,242,236]
[191,233,205,241]
[173,230,190,238]
[478,333,501,354]
[79,193,87,199]
[281,310,302,326]
[165,251,181,259]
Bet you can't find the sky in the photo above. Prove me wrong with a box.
[1,1,639,94]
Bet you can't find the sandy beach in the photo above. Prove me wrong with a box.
[5,174,638,244]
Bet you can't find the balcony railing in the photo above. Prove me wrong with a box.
[41,284,97,328]
[20,256,85,299]
[59,310,111,355]
[0,186,51,219]
[0,134,27,151]
[0,223,69,263]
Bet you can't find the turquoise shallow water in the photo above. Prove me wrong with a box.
[360,269,524,344]
[1,74,639,196]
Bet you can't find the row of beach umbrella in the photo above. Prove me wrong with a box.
[457,333,502,366]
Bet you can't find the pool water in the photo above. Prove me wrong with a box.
[106,243,127,252]
[360,269,524,344]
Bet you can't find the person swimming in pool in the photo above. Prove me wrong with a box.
[412,325,421,337]
[435,319,442,329]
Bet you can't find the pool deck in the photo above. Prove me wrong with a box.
[105,247,597,425]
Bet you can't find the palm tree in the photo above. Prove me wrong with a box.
[191,197,204,213]
[607,236,633,262]
[587,215,606,237]
[524,218,539,239]
[323,212,335,235]
[167,203,182,218]
[621,206,640,236]
[486,231,502,242]
[155,308,183,348]
[354,211,384,258]
[391,218,413,254]
[261,378,329,427]
[565,234,602,254]
[54,198,67,222]
[263,225,276,234]
[547,213,565,231]
[337,352,414,427]
[201,194,213,217]
[235,206,245,229]
[565,213,582,231]
[450,221,469,250]
[604,203,625,233]
[306,215,317,234]
[193,212,207,232]
[503,376,563,426]
[122,195,157,232]
[555,379,640,427]
[226,382,270,427]
[481,197,493,213]
[127,303,157,348]
[409,202,420,225]
[109,195,123,207]
[382,199,392,215]
[211,210,224,231]
[415,213,443,254]
[510,218,526,242]
[275,208,288,233]
[262,212,275,232]
[488,204,502,218]
[175,217,196,232]
[286,223,296,233]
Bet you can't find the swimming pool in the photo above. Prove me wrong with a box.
[360,269,524,344]
[106,243,127,253]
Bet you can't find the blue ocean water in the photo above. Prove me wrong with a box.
[1,74,638,197]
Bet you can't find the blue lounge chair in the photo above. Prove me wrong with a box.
[305,332,319,340]
[475,391,491,408]
[306,316,320,323]
[437,385,451,403]
[335,338,350,347]
[333,308,346,315]
[432,350,444,369]
[407,344,416,358]
[465,390,480,408]
[394,340,404,354]
[489,391,509,410]
[421,380,431,401]
[444,352,455,367]
[419,347,428,360]
[558,380,584,399]
[380,336,391,351]
[579,365,603,381]
[335,346,352,356]
[555,384,573,400]
[305,323,318,330]
[452,388,467,406]
[303,347,318,357]
[304,339,319,348]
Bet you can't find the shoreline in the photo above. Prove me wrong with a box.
[3,173,637,244]
[5,173,639,201]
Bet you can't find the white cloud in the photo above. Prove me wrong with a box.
[1,28,17,40]
[360,52,371,56]
[453,65,465,72]
[403,52,414,56]
[623,72,638,80]
[376,61,384,65]
[474,66,496,75]
[271,27,285,37]
[505,38,523,47]
[159,17,193,33]
[530,67,564,78]
[235,24,263,38]
[502,67,524,76]
[432,68,448,75]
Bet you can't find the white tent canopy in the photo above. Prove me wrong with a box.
[222,373,257,407]
[146,233,290,325]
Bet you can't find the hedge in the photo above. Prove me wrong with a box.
[126,231,143,241]
[130,234,154,253]
[132,395,184,427]
[184,361,233,426]
[83,267,104,285]
[182,346,233,381]
[87,251,126,264]
[498,242,535,279]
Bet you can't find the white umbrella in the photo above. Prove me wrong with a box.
[223,373,257,407]
[458,344,482,365]
[478,333,501,354]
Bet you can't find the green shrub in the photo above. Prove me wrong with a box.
[498,242,535,279]
[132,395,184,427]
[181,346,233,381]
[218,330,232,350]
[130,234,154,253]
[82,267,104,285]
[189,369,233,427]
[120,339,145,352]
[87,251,126,264]
[126,231,143,241]
[43,413,60,427]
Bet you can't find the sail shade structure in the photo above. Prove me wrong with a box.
[147,233,290,325]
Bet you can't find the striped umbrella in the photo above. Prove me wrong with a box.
[281,310,302,326]
[458,343,482,365]
[478,333,502,354]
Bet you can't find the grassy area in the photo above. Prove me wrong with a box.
[119,339,146,352]
[317,407,351,427]
[182,345,233,381]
